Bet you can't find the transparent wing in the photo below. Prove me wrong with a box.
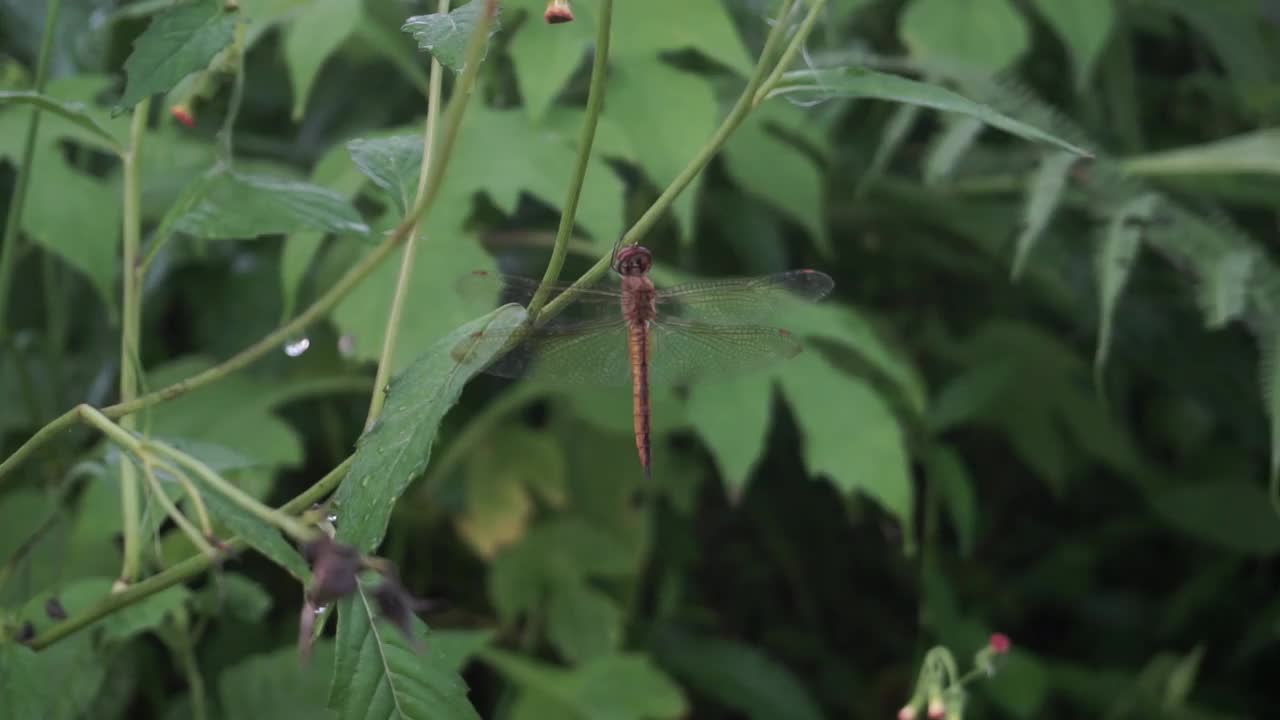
[471,319,634,386]
[656,269,834,326]
[458,270,624,323]
[647,318,803,386]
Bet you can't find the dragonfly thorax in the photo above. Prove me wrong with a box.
[621,275,658,324]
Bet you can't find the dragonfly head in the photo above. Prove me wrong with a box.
[613,245,653,277]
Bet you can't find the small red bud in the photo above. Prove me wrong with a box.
[170,104,195,128]
[989,632,1011,655]
[897,705,919,720]
[927,698,946,719]
[544,0,573,23]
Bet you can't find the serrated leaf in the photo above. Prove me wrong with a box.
[0,91,122,154]
[402,0,500,73]
[774,68,1091,157]
[332,305,528,552]
[601,58,717,238]
[1012,151,1077,279]
[222,644,336,720]
[479,650,687,720]
[1149,480,1280,554]
[347,135,423,217]
[1095,194,1159,374]
[118,0,240,111]
[1030,0,1115,92]
[900,0,1030,74]
[546,583,622,664]
[779,352,912,521]
[687,374,773,499]
[924,115,985,185]
[651,628,824,720]
[926,446,978,556]
[172,169,370,239]
[284,0,363,120]
[1123,129,1280,177]
[329,583,481,720]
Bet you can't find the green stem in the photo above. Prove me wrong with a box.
[172,626,208,720]
[153,457,214,536]
[117,98,150,586]
[536,0,799,324]
[526,0,613,319]
[27,455,353,651]
[753,0,827,109]
[146,441,314,541]
[0,0,65,340]
[365,0,450,429]
[140,459,219,558]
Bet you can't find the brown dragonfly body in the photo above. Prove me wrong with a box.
[466,245,834,478]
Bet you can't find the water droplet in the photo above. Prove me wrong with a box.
[326,512,339,524]
[338,334,356,357]
[314,604,328,616]
[284,337,311,357]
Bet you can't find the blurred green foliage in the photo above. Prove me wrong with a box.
[1,0,1279,718]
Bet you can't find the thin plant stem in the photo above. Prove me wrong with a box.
[28,455,353,650]
[146,441,314,541]
[753,0,827,108]
[139,459,219,559]
[526,0,614,318]
[153,457,214,536]
[365,0,450,429]
[117,98,150,586]
[172,626,208,720]
[0,0,64,341]
[536,0,799,324]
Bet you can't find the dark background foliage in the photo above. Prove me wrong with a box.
[1,0,1278,718]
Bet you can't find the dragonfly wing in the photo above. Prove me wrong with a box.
[476,319,634,387]
[656,269,834,326]
[458,271,624,323]
[646,318,803,386]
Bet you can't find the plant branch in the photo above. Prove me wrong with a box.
[139,458,219,559]
[0,0,65,342]
[753,0,827,108]
[118,98,150,585]
[536,0,800,324]
[27,455,354,651]
[526,0,613,319]
[365,0,451,429]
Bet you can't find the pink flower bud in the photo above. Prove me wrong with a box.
[897,705,919,720]
[170,104,196,128]
[927,698,946,719]
[989,633,1012,655]
[544,0,573,23]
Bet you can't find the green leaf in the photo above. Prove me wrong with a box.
[200,573,273,623]
[687,374,774,499]
[347,135,423,217]
[479,650,687,720]
[923,115,985,185]
[118,0,240,111]
[722,104,829,253]
[774,67,1092,157]
[858,102,922,197]
[900,0,1031,74]
[546,582,623,664]
[779,352,913,521]
[1198,248,1256,329]
[1012,151,1077,279]
[0,91,123,154]
[101,586,192,644]
[1095,194,1159,375]
[283,0,363,120]
[1149,480,1280,554]
[0,634,106,719]
[1123,129,1280,178]
[221,644,336,720]
[329,583,481,720]
[173,169,370,240]
[402,0,500,73]
[601,58,717,237]
[198,486,311,581]
[926,446,978,556]
[332,305,528,552]
[651,628,824,720]
[1029,0,1115,92]
[507,0,594,121]
[455,429,567,557]
[610,0,751,73]
[429,630,497,673]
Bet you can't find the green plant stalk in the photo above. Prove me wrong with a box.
[28,454,354,651]
[171,626,208,720]
[525,0,614,318]
[140,459,219,558]
[153,457,214,535]
[0,0,65,341]
[146,441,313,541]
[536,0,799,324]
[753,0,827,109]
[117,98,150,586]
[0,0,497,486]
[365,0,450,430]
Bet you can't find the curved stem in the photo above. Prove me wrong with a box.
[366,0,450,429]
[753,0,827,108]
[0,0,64,342]
[118,98,150,585]
[536,0,799,324]
[27,455,354,651]
[526,0,614,318]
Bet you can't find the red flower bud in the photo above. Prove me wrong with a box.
[989,632,1011,655]
[544,0,573,23]
[170,104,196,128]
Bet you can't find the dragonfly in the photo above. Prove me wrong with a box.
[464,245,834,478]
